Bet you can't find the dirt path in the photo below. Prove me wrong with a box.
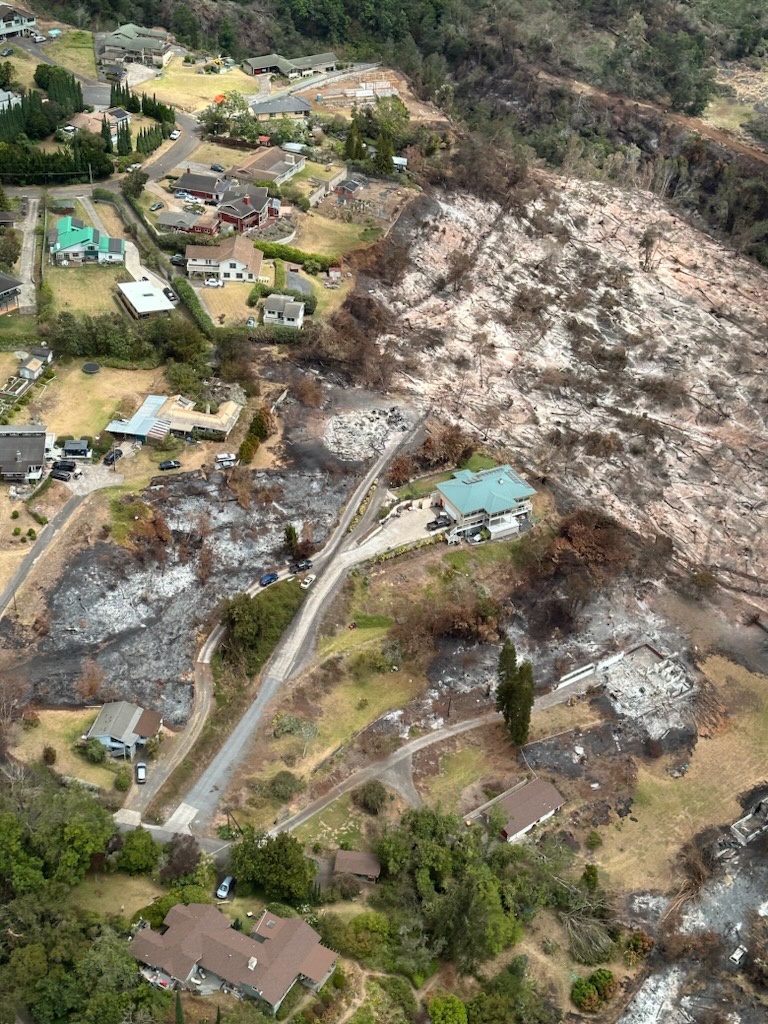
[535,69,768,169]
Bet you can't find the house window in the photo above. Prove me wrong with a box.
[236,273,243,279]
[229,262,236,269]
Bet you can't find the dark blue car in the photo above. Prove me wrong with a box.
[259,572,278,587]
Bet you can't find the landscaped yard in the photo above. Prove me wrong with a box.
[45,30,97,79]
[13,362,164,438]
[294,213,381,259]
[46,264,132,315]
[189,140,254,169]
[68,872,165,919]
[197,281,255,325]
[9,709,119,788]
[312,277,352,317]
[149,57,258,113]
[0,313,39,341]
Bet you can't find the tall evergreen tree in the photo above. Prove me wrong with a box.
[100,116,113,153]
[495,641,534,746]
[373,132,395,174]
[175,990,184,1024]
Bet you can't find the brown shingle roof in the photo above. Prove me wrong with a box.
[131,905,336,1009]
[334,850,381,879]
[496,779,564,839]
[134,708,162,737]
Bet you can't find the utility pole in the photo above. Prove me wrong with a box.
[88,162,93,185]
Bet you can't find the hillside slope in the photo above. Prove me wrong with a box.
[376,180,767,601]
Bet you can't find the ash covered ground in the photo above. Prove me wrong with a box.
[4,383,416,724]
[374,182,768,608]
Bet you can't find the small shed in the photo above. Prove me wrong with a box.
[491,779,565,843]
[334,850,381,882]
[63,439,91,459]
[19,355,45,381]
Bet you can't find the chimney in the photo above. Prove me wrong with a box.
[186,167,190,174]
[15,450,21,462]
[244,195,250,206]
[247,957,258,971]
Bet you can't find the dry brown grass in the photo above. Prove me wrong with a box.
[9,709,117,787]
[595,656,768,893]
[67,872,165,918]
[14,363,163,438]
[91,200,128,240]
[198,282,254,325]
[46,265,132,316]
[148,57,258,113]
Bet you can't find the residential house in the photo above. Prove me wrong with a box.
[0,270,21,313]
[85,700,162,759]
[105,106,131,126]
[0,88,20,112]
[49,216,125,265]
[67,110,119,143]
[131,905,337,1013]
[107,393,243,442]
[217,185,279,232]
[0,425,46,483]
[185,235,266,283]
[156,210,201,233]
[249,95,312,121]
[233,147,305,186]
[434,464,535,539]
[334,850,381,882]
[19,355,46,381]
[0,4,36,40]
[173,171,229,204]
[63,439,91,459]
[98,23,173,68]
[117,281,175,319]
[243,52,337,79]
[263,294,305,330]
[0,210,18,226]
[487,779,565,843]
[189,211,220,236]
[327,266,342,281]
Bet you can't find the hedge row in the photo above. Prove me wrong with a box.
[253,241,334,272]
[172,277,215,338]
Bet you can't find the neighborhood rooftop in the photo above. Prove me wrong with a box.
[495,779,565,840]
[86,701,161,748]
[185,235,264,278]
[107,393,243,440]
[334,850,382,879]
[248,96,311,117]
[131,904,336,1010]
[436,464,536,516]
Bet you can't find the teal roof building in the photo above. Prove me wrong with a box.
[49,216,125,264]
[435,464,535,538]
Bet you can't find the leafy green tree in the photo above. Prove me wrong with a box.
[431,864,520,970]
[284,524,299,556]
[230,828,315,904]
[117,827,162,876]
[495,640,534,745]
[121,169,148,200]
[352,779,388,815]
[429,994,467,1024]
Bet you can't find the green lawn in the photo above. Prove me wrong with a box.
[421,747,491,810]
[395,452,498,500]
[46,264,131,315]
[46,31,97,79]
[295,213,380,260]
[0,314,39,343]
[68,873,165,919]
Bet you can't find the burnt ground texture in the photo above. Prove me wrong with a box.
[5,464,355,724]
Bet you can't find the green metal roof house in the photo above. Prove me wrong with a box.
[435,464,535,538]
[49,216,125,265]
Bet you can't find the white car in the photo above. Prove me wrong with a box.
[300,574,316,590]
[215,452,237,465]
[32,33,46,43]
[174,190,192,199]
[205,277,224,287]
[169,129,181,140]
[127,162,142,172]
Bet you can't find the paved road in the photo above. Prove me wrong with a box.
[0,493,86,620]
[16,195,39,313]
[164,419,423,833]
[142,113,201,180]
[286,270,312,295]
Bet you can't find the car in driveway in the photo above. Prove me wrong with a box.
[104,448,123,466]
[149,201,164,212]
[53,459,77,473]
[135,762,147,784]
[216,875,235,900]
[169,129,181,140]
[259,572,278,587]
[205,277,224,287]
[170,254,186,266]
[0,48,13,57]
[290,558,313,573]
[163,287,178,303]
[246,316,256,328]
[32,33,46,43]
[426,519,445,532]
[174,190,192,199]
[300,574,316,590]
[50,469,71,482]
[210,163,225,173]
[159,459,181,471]
[127,163,142,172]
